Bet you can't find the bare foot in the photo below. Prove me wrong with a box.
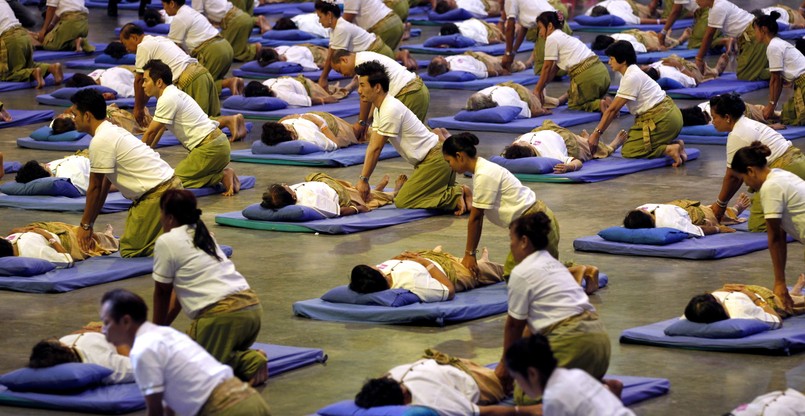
[664,140,686,167]
[258,15,271,34]
[0,108,11,122]
[221,168,240,196]
[432,245,443,253]
[74,37,84,53]
[234,113,247,141]
[33,67,45,89]
[715,52,729,75]
[396,49,418,71]
[233,77,244,96]
[402,22,412,40]
[374,174,390,191]
[733,192,751,214]
[393,174,407,194]
[50,63,64,85]
[104,224,115,236]
[792,273,805,296]
[604,379,624,399]
[609,129,628,151]
[479,247,490,262]
[433,127,451,142]
[582,265,600,295]
[249,349,269,386]
[599,96,612,113]
[511,60,526,73]
[453,184,472,216]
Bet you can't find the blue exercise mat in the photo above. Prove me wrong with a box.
[249,36,330,47]
[113,20,170,36]
[427,106,603,133]
[569,18,693,33]
[597,47,698,64]
[620,314,805,355]
[665,73,769,99]
[64,59,116,70]
[678,125,805,144]
[512,148,701,183]
[3,162,21,173]
[408,15,500,26]
[253,2,315,15]
[0,176,256,213]
[253,342,328,376]
[0,110,54,129]
[17,131,180,151]
[778,28,805,40]
[401,41,532,56]
[32,43,106,61]
[216,204,443,234]
[233,67,351,81]
[222,95,360,119]
[422,70,540,90]
[37,94,156,108]
[85,0,161,9]
[230,143,399,166]
[0,73,75,92]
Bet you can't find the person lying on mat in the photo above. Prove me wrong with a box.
[465,81,558,119]
[680,101,774,128]
[586,0,663,25]
[641,53,729,88]
[505,334,633,416]
[193,0,264,63]
[269,14,330,39]
[728,388,805,416]
[28,331,134,384]
[65,68,136,99]
[588,40,686,166]
[0,1,64,90]
[243,76,356,107]
[260,112,363,150]
[354,350,539,415]
[591,29,688,53]
[99,289,272,415]
[31,0,95,53]
[756,6,805,30]
[501,120,627,173]
[14,154,91,194]
[496,212,611,407]
[258,44,328,71]
[142,7,173,26]
[261,172,405,217]
[708,93,805,233]
[432,0,501,17]
[622,194,751,236]
[439,19,504,46]
[754,11,805,126]
[427,51,527,79]
[1,220,120,266]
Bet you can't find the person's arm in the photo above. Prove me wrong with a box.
[339,204,367,216]
[152,281,182,325]
[711,167,743,221]
[301,114,338,142]
[740,287,782,322]
[695,27,718,72]
[411,256,456,300]
[141,120,167,148]
[553,158,583,173]
[38,5,56,40]
[765,72,783,120]
[495,315,527,383]
[502,18,516,69]
[659,4,683,45]
[639,17,665,24]
[144,393,167,416]
[133,73,148,127]
[356,130,388,201]
[511,26,527,61]
[462,206,485,276]
[533,59,557,100]
[77,173,111,251]
[587,96,628,154]
[341,12,356,22]
[480,405,541,416]
[767,217,795,312]
[318,48,335,88]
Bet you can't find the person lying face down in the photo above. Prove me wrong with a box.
[243,77,355,107]
[439,19,504,45]
[257,45,325,71]
[680,100,774,127]
[142,7,172,26]
[260,112,360,151]
[427,52,525,79]
[271,14,330,38]
[641,53,729,88]
[623,195,751,236]
[28,331,134,385]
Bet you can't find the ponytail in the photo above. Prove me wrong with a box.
[159,189,222,261]
[752,10,780,36]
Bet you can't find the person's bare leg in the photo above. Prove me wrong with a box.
[599,95,612,113]
[257,15,271,34]
[607,129,628,152]
[0,105,11,122]
[222,77,244,96]
[48,63,64,85]
[74,37,84,53]
[663,141,686,167]
[402,22,412,40]
[792,274,805,296]
[221,167,240,196]
[395,49,418,71]
[454,184,472,216]
[374,174,390,191]
[32,67,45,89]
[604,379,624,398]
[392,174,407,196]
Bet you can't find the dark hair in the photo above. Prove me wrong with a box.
[273,17,298,30]
[709,93,745,120]
[261,121,294,146]
[681,106,708,126]
[644,67,660,81]
[796,38,805,56]
[65,73,96,88]
[434,0,454,14]
[143,59,173,86]
[752,10,780,36]
[590,5,610,16]
[101,289,148,324]
[52,117,76,134]
[502,144,537,159]
[442,132,479,158]
[261,183,296,209]
[70,89,107,120]
[119,23,145,39]
[103,41,129,59]
[605,40,636,65]
[591,35,615,51]
[440,23,459,36]
[509,212,552,251]
[536,11,564,30]
[684,293,730,323]
[731,141,771,174]
[349,265,390,293]
[355,377,405,408]
[0,238,13,258]
[244,80,273,97]
[143,8,163,27]
[163,0,185,6]
[257,48,280,67]
[314,0,341,18]
[355,61,390,93]
[504,334,557,388]
[16,160,50,184]
[160,189,221,261]
[427,57,450,77]
[29,339,79,369]
[623,210,654,229]
[331,48,353,65]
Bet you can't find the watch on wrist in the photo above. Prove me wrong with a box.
[358,120,368,127]
[80,222,94,230]
[359,175,370,182]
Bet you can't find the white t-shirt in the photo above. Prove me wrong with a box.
[650,61,696,87]
[47,155,90,194]
[730,389,805,416]
[761,7,789,27]
[372,96,438,165]
[193,0,232,23]
[514,131,574,164]
[611,33,647,53]
[168,5,219,51]
[508,250,596,333]
[635,203,704,236]
[46,0,88,16]
[281,116,336,151]
[697,101,712,124]
[292,13,330,38]
[275,45,319,71]
[290,181,340,217]
[616,64,666,115]
[543,368,636,416]
[457,0,487,18]
[88,67,135,98]
[725,116,791,168]
[131,322,232,416]
[5,231,73,268]
[472,157,536,228]
[377,259,450,302]
[673,0,698,14]
[387,359,480,416]
[330,17,377,51]
[760,169,805,243]
[343,0,391,30]
[446,55,488,79]
[710,291,782,328]
[262,77,312,107]
[0,0,22,34]
[585,0,639,24]
[153,85,219,149]
[60,332,134,384]
[476,85,530,118]
[766,37,805,82]
[456,19,490,45]
[505,0,555,28]
[88,120,174,200]
[355,51,415,97]
[544,30,596,70]
[708,0,754,38]
[135,35,197,82]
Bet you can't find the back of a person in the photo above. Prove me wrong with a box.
[760,169,805,242]
[281,117,337,151]
[292,181,340,216]
[620,65,665,115]
[157,85,217,146]
[137,36,194,82]
[516,131,571,162]
[474,157,535,228]
[767,37,805,81]
[507,0,554,28]
[356,51,413,96]
[170,5,218,50]
[344,0,391,30]
[60,332,134,384]
[710,290,782,327]
[543,368,636,416]
[726,117,790,167]
[332,17,376,51]
[653,63,696,87]
[709,0,753,38]
[730,388,805,416]
[381,259,450,302]
[386,97,437,164]
[387,359,479,414]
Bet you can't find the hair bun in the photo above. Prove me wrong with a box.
[769,11,781,20]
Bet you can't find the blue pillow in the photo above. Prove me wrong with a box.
[29,125,86,142]
[321,285,422,307]
[132,19,170,34]
[574,15,627,26]
[222,96,288,111]
[422,34,477,48]
[252,140,325,155]
[420,71,478,82]
[0,363,112,393]
[317,400,438,416]
[94,53,136,65]
[656,77,685,90]
[0,177,83,197]
[50,85,119,100]
[262,29,317,40]
[0,257,56,277]
[242,203,328,222]
[680,124,725,137]
[240,61,304,74]
[427,8,473,21]
[489,155,561,174]
[454,106,522,123]
[664,318,772,339]
[598,226,691,245]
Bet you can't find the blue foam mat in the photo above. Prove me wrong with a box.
[422,70,539,90]
[233,68,351,81]
[230,143,399,166]
[665,73,768,99]
[64,59,118,70]
[85,0,161,9]
[0,110,54,129]
[37,94,156,108]
[678,125,805,144]
[401,41,533,56]
[408,15,500,26]
[597,47,698,64]
[253,342,328,376]
[3,162,21,173]
[250,36,330,47]
[620,314,805,355]
[17,131,180,151]
[0,73,75,92]
[32,43,106,61]
[253,2,315,15]
[427,106,603,133]
[0,176,256,213]
[222,95,360,119]
[569,18,693,32]
[778,28,805,40]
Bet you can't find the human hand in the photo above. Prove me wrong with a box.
[461,254,479,277]
[501,54,513,70]
[722,283,745,292]
[763,104,775,121]
[658,33,666,46]
[356,179,370,202]
[553,163,568,173]
[352,122,366,140]
[588,134,600,156]
[718,225,736,233]
[133,107,148,127]
[695,58,705,73]
[711,203,726,222]
[494,363,514,393]
[317,78,329,90]
[774,282,795,313]
[77,226,95,252]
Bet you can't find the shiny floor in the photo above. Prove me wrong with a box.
[1,1,804,415]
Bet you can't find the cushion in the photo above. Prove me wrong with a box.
[263,61,304,74]
[50,85,119,99]
[262,29,317,40]
[422,34,477,48]
[0,257,56,277]
[242,203,328,222]
[682,124,725,136]
[251,140,325,155]
[0,363,112,393]
[664,318,773,339]
[94,53,136,65]
[0,177,83,198]
[598,226,691,245]
[317,400,438,416]
[321,285,422,307]
[574,14,627,26]
[420,71,478,82]
[488,155,561,174]
[454,105,522,123]
[427,8,473,21]
[29,126,86,142]
[222,96,288,111]
[656,77,686,90]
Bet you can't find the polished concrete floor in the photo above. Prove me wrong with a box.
[1,1,804,415]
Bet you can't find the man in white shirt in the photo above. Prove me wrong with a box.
[14,155,91,194]
[28,332,134,384]
[36,0,94,52]
[502,0,560,73]
[249,76,354,107]
[342,0,404,49]
[194,0,262,62]
[465,82,557,119]
[641,53,729,87]
[426,52,526,79]
[99,289,271,416]
[0,1,63,88]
